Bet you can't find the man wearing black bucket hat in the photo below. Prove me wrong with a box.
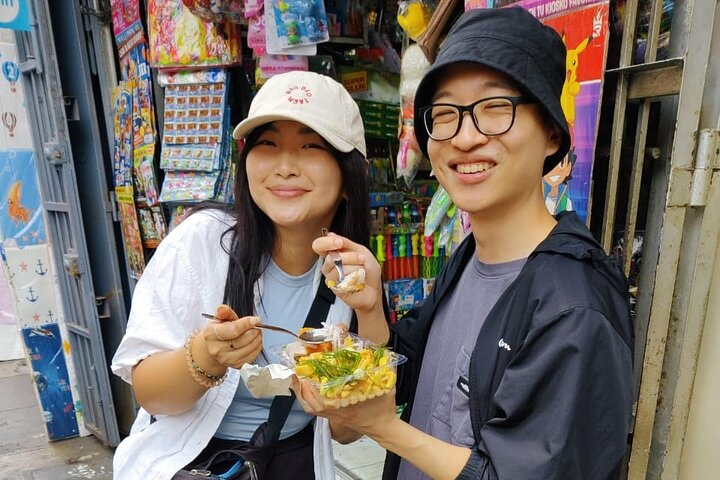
[298,7,634,480]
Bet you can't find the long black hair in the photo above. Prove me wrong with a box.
[198,123,370,317]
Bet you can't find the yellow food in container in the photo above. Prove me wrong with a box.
[293,338,406,408]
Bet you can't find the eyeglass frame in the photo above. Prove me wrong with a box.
[419,95,536,142]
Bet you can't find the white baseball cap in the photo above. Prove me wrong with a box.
[232,71,366,157]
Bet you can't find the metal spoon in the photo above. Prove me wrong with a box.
[321,228,345,284]
[201,313,328,344]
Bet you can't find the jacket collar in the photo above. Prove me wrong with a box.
[532,211,628,296]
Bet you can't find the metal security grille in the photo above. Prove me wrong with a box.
[13,0,119,447]
[594,0,720,478]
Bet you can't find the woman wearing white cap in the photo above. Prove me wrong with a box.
[111,71,380,480]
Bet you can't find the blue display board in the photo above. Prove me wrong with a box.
[0,0,31,31]
[21,323,79,440]
[0,149,47,247]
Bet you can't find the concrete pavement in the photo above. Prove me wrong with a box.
[0,359,386,479]
[0,359,113,480]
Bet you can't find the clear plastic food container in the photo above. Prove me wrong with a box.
[274,334,407,408]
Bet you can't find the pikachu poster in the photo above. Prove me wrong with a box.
[0,149,46,247]
[496,0,610,222]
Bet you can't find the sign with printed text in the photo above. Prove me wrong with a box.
[341,70,368,94]
[0,0,30,31]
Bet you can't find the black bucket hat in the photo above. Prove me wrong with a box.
[414,7,571,174]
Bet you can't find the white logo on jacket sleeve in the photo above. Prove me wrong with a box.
[498,339,512,351]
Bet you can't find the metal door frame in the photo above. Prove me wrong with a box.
[13,0,120,446]
[597,0,720,477]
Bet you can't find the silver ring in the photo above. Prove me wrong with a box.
[213,325,227,341]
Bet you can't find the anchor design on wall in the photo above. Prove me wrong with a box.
[26,287,39,302]
[47,310,55,322]
[36,260,47,275]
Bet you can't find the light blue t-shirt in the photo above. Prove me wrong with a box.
[214,260,316,441]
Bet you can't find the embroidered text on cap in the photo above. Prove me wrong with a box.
[286,85,313,105]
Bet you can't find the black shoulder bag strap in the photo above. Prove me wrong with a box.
[252,278,335,448]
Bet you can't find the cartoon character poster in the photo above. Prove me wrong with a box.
[110,0,144,59]
[22,323,80,440]
[133,144,161,207]
[0,149,47,247]
[499,0,609,222]
[112,81,134,188]
[121,42,157,148]
[115,185,145,279]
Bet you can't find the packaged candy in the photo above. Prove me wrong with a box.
[157,68,227,86]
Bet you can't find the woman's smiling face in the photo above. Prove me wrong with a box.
[246,120,344,232]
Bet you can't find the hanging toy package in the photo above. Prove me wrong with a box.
[248,13,267,56]
[423,186,453,238]
[244,0,264,17]
[182,0,245,23]
[148,0,242,68]
[245,0,267,56]
[271,0,330,48]
[424,186,472,254]
[396,0,432,41]
[397,44,430,187]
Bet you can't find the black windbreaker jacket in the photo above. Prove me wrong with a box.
[384,212,634,480]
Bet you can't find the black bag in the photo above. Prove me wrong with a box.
[173,280,335,480]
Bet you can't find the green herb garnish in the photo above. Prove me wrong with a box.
[373,345,387,366]
[298,349,362,379]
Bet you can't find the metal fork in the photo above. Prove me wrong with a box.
[321,228,345,283]
[200,314,328,344]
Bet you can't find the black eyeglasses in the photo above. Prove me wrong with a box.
[419,96,534,141]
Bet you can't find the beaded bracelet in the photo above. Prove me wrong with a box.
[185,330,227,388]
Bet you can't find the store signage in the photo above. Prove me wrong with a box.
[341,70,368,94]
[0,0,30,31]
